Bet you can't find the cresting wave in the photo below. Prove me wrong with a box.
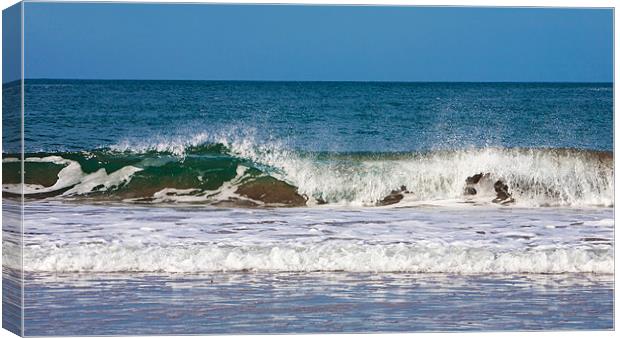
[7,242,613,274]
[2,138,614,207]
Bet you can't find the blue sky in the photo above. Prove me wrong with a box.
[19,3,613,82]
[3,3,21,83]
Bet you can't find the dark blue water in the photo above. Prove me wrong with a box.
[22,80,613,152]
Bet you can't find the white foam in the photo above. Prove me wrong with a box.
[3,156,84,194]
[16,242,612,274]
[13,201,614,275]
[64,166,142,195]
[2,156,143,196]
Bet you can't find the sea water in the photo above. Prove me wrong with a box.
[2,80,614,334]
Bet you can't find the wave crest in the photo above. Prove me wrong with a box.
[2,137,613,207]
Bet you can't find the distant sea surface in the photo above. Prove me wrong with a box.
[20,80,614,152]
[2,80,614,334]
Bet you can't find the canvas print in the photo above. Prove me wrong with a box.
[2,2,614,336]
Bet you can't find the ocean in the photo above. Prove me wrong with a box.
[2,80,614,334]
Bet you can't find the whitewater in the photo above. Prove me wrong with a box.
[4,198,611,275]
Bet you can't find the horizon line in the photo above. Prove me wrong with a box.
[4,78,614,84]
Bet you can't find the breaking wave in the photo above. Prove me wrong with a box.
[3,135,613,207]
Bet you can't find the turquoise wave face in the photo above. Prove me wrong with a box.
[2,143,303,205]
[2,143,614,208]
